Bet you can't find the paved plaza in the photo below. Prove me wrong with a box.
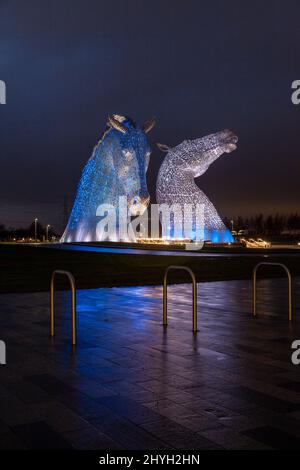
[0,278,300,449]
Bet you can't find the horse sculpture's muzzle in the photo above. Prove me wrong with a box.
[221,130,238,153]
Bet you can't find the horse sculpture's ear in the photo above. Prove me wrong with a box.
[107,115,128,134]
[156,143,170,152]
[143,117,156,134]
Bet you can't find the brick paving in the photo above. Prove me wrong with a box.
[0,277,300,449]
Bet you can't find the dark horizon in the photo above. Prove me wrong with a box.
[1,0,300,231]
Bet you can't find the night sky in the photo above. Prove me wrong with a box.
[1,0,299,231]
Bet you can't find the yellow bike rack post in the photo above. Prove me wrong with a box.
[163,265,197,333]
[50,270,77,345]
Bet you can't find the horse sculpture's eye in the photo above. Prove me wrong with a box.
[118,165,129,177]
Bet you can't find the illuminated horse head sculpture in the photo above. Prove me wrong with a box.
[156,129,238,242]
[61,114,155,242]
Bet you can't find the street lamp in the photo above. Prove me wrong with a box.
[46,225,50,242]
[34,218,38,242]
[230,219,234,233]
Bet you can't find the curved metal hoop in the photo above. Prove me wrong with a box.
[163,265,197,333]
[50,270,77,345]
[253,262,292,321]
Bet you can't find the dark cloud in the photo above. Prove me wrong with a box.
[1,0,300,230]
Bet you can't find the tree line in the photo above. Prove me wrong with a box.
[223,213,300,235]
[1,212,300,241]
[0,221,58,241]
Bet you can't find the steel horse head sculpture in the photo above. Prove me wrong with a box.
[61,114,155,242]
[156,129,238,242]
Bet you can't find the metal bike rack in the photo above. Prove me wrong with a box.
[50,270,77,346]
[253,262,292,321]
[163,265,197,333]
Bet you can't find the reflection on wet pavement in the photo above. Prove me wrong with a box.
[0,277,300,449]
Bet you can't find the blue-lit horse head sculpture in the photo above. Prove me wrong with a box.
[61,114,155,242]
